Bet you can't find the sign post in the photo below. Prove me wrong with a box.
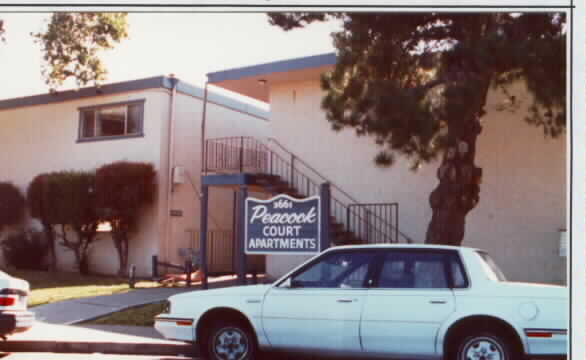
[320,183,331,252]
[238,186,248,285]
[245,194,322,255]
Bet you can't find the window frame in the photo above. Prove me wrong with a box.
[370,249,470,290]
[276,249,381,290]
[77,99,146,143]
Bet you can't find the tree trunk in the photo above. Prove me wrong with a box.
[425,121,483,245]
[113,231,129,277]
[43,224,57,271]
[425,73,491,246]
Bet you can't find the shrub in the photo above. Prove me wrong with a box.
[0,182,25,231]
[27,171,102,274]
[95,161,156,276]
[46,171,101,275]
[1,231,49,271]
[27,174,57,270]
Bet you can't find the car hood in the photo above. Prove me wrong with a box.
[493,281,567,299]
[171,284,272,301]
[0,271,30,292]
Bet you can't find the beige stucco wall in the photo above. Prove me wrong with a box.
[266,80,566,284]
[159,90,270,273]
[0,89,168,276]
[0,85,270,277]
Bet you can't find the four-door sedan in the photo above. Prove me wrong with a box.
[0,270,34,339]
[155,245,567,360]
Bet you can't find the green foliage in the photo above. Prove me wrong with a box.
[32,13,128,90]
[27,174,46,222]
[269,13,566,168]
[0,182,25,231]
[26,174,57,270]
[270,13,566,245]
[1,231,49,271]
[28,171,96,226]
[95,161,156,275]
[95,161,156,225]
[27,171,101,274]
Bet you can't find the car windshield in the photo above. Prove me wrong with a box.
[476,251,507,282]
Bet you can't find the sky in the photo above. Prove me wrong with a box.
[0,13,342,104]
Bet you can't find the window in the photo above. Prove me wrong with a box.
[476,251,507,282]
[448,253,469,288]
[377,251,450,289]
[289,251,376,289]
[78,99,145,141]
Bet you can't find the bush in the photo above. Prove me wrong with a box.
[0,182,25,231]
[1,231,49,271]
[95,161,156,276]
[28,171,101,274]
[27,174,57,270]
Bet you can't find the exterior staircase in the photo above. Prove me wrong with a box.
[204,136,411,246]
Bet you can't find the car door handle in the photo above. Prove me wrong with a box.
[336,299,355,303]
[429,299,447,304]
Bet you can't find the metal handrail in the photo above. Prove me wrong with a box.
[204,136,412,244]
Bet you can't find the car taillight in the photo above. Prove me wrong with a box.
[0,296,15,306]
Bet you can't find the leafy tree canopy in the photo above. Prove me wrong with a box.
[1,13,127,90]
[32,13,128,90]
[269,13,566,245]
[269,13,565,169]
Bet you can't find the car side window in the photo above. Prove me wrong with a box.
[448,253,469,288]
[290,251,375,289]
[377,252,449,289]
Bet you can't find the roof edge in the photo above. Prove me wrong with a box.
[0,76,269,120]
[207,52,336,83]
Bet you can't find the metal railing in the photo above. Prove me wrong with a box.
[347,203,399,244]
[204,136,411,244]
[191,229,265,274]
[205,137,268,174]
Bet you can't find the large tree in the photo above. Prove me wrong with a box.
[269,13,566,245]
[2,13,128,89]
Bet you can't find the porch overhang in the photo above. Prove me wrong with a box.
[202,173,273,194]
[206,53,336,102]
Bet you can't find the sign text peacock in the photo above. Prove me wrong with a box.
[245,194,321,254]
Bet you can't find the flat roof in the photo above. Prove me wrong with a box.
[207,53,336,102]
[0,75,269,120]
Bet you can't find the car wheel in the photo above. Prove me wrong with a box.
[206,320,256,360]
[455,332,517,360]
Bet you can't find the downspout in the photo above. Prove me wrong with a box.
[165,75,179,264]
[200,81,209,178]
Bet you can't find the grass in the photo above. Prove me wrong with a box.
[83,301,166,326]
[8,269,162,307]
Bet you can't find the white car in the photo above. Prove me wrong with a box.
[0,270,34,339]
[155,245,567,360]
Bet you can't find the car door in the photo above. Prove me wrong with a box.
[361,250,459,358]
[262,250,377,354]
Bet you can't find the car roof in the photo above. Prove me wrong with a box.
[327,244,480,252]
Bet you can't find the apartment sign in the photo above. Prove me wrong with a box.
[245,194,321,255]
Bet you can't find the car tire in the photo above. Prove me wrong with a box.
[205,320,257,360]
[453,331,519,360]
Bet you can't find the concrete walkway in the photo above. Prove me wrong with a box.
[31,275,267,325]
[4,276,270,356]
[31,288,195,325]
